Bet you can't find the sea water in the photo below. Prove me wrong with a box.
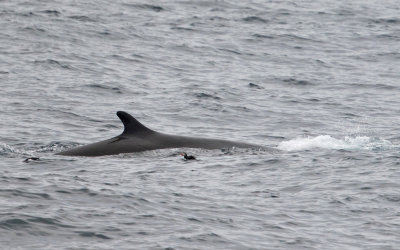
[1,0,400,249]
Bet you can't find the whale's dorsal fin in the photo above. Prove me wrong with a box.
[116,111,153,135]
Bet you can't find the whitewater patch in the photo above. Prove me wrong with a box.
[277,135,396,152]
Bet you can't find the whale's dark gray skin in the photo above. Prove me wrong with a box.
[56,111,265,157]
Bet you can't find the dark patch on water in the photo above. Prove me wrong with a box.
[194,92,221,100]
[0,218,30,230]
[342,112,360,118]
[40,10,61,16]
[140,214,155,218]
[141,4,164,12]
[171,26,196,32]
[0,189,51,199]
[103,182,119,186]
[68,15,96,22]
[0,215,74,230]
[73,187,98,196]
[380,194,400,202]
[219,48,241,55]
[187,217,202,222]
[242,16,269,23]
[76,231,111,239]
[282,78,313,86]
[375,34,400,40]
[27,217,73,228]
[22,26,47,33]
[252,33,275,39]
[124,4,164,12]
[2,176,32,182]
[209,16,229,22]
[85,84,123,94]
[248,82,263,89]
[370,18,400,24]
[252,189,280,198]
[34,59,72,70]
[56,190,71,194]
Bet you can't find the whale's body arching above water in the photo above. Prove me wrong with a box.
[56,111,266,157]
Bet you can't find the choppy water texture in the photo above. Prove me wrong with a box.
[1,0,400,249]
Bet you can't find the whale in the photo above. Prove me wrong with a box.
[56,111,266,156]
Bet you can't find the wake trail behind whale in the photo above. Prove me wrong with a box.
[277,135,398,152]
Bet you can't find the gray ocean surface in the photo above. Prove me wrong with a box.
[1,0,400,249]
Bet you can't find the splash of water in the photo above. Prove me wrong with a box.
[277,135,396,152]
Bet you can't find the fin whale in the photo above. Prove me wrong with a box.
[56,111,265,157]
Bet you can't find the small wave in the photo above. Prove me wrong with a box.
[0,189,51,199]
[0,215,73,230]
[68,15,96,22]
[85,84,122,94]
[248,83,263,89]
[282,78,313,86]
[252,33,274,39]
[0,143,18,155]
[76,231,111,239]
[34,59,72,69]
[22,26,46,33]
[171,26,196,32]
[123,3,164,12]
[277,135,397,152]
[38,141,77,153]
[0,218,29,230]
[242,16,269,23]
[40,10,61,16]
[370,18,400,24]
[194,92,221,100]
[0,143,26,157]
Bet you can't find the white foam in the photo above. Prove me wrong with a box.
[277,135,396,152]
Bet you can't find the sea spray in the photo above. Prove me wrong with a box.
[277,135,396,151]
